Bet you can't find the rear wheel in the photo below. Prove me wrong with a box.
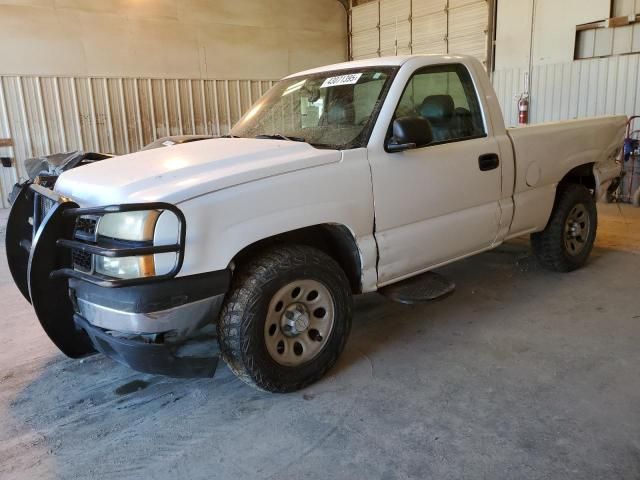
[217,245,352,392]
[531,184,597,272]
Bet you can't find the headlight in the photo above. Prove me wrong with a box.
[95,256,155,279]
[93,211,161,279]
[69,204,184,285]
[97,211,160,241]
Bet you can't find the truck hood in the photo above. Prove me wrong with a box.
[54,138,341,206]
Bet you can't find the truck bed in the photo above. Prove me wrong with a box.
[505,116,626,237]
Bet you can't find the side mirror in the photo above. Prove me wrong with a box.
[387,116,433,153]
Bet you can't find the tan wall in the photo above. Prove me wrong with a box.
[495,0,610,70]
[0,0,348,79]
[494,0,534,71]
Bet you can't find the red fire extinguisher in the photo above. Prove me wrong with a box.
[518,92,530,126]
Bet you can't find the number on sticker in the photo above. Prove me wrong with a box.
[320,73,363,88]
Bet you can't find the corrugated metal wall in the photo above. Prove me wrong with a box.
[493,54,640,127]
[0,75,275,208]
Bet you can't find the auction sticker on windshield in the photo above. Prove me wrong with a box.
[320,73,363,88]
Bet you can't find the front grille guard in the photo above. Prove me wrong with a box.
[30,183,187,288]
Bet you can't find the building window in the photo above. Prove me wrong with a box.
[575,21,640,60]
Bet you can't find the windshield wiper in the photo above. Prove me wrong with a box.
[255,134,306,143]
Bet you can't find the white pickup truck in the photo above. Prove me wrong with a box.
[6,55,625,392]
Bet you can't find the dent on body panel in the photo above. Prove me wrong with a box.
[356,234,378,292]
[376,203,502,283]
[508,184,557,236]
[495,198,515,244]
[594,159,622,200]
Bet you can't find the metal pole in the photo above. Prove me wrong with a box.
[445,0,449,55]
[486,0,498,73]
[409,0,413,54]
[394,17,398,55]
[378,0,381,57]
[348,0,353,60]
[528,0,537,96]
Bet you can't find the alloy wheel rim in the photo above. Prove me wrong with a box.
[564,203,590,256]
[264,279,335,367]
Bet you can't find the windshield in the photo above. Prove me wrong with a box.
[231,68,397,149]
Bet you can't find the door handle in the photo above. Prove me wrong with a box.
[478,153,500,171]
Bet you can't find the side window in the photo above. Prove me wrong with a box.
[394,64,486,144]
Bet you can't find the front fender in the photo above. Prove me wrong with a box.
[170,149,379,291]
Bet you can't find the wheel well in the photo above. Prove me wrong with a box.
[559,163,596,194]
[232,224,363,293]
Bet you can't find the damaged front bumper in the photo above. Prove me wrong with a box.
[5,183,228,378]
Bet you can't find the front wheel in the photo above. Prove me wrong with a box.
[531,183,597,272]
[217,245,353,392]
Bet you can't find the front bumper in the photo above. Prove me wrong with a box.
[69,270,230,335]
[75,315,219,378]
[76,295,222,335]
[5,183,229,378]
[69,269,230,378]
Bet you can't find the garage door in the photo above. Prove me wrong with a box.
[352,1,381,59]
[448,0,489,63]
[351,0,490,67]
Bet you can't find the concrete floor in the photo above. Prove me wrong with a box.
[0,205,639,480]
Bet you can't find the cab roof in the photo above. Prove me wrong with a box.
[284,54,476,79]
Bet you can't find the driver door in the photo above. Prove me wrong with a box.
[369,64,503,285]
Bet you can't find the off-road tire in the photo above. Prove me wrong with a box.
[531,183,597,272]
[217,245,353,392]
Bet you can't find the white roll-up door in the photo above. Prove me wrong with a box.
[448,0,489,64]
[380,0,412,56]
[351,1,380,59]
[350,0,490,67]
[412,0,448,55]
